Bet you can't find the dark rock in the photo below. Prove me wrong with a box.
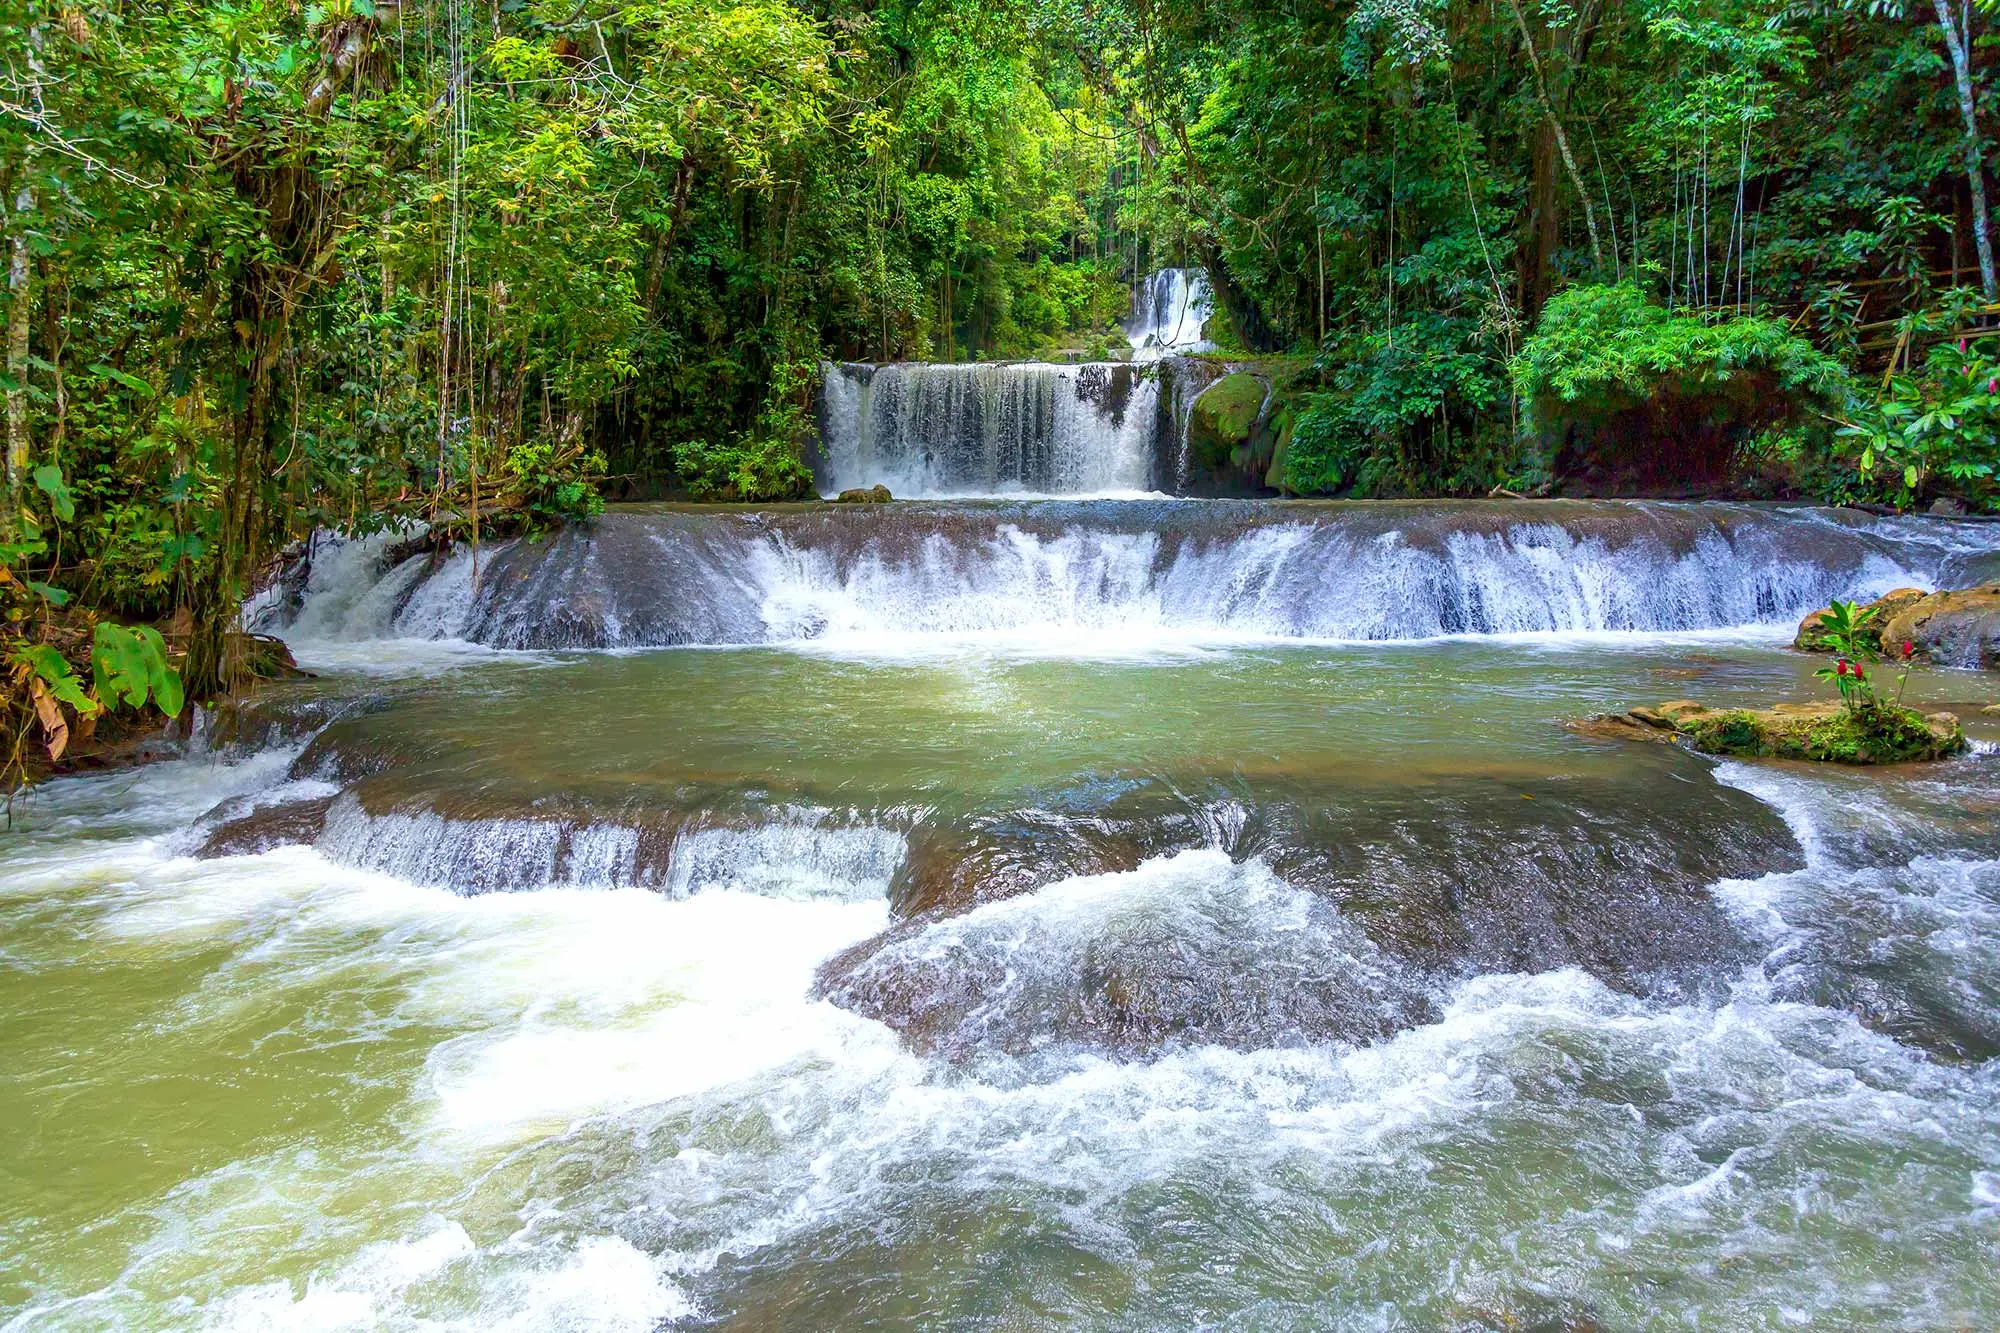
[195,795,336,856]
[833,485,893,504]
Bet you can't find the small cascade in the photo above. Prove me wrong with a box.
[265,500,1992,652]
[817,361,1160,497]
[1126,267,1215,358]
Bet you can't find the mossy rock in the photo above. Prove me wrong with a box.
[1569,698,1967,764]
[1186,373,1268,470]
[1673,700,1966,765]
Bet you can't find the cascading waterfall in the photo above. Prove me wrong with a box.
[817,361,1162,497]
[815,269,1225,498]
[1125,267,1215,358]
[265,500,1981,653]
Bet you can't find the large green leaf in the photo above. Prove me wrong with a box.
[13,645,98,714]
[32,464,74,521]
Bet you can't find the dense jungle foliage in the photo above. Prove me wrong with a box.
[3,0,2000,729]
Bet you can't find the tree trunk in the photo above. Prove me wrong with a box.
[1191,236,1280,353]
[1523,123,1562,322]
[1932,0,1997,300]
[1504,0,1603,273]
[5,184,29,533]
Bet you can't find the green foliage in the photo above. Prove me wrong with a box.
[90,624,184,718]
[1514,286,1849,425]
[674,437,815,503]
[1282,314,1512,495]
[499,440,609,535]
[1807,600,1878,709]
[12,644,97,717]
[1836,336,2000,510]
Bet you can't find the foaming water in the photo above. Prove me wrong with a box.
[8,718,2000,1324]
[261,500,1985,654]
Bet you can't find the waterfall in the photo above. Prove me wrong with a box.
[817,361,1161,497]
[264,500,1990,653]
[1126,268,1215,359]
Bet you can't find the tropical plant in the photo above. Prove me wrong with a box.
[1809,600,1879,709]
[1835,336,2000,510]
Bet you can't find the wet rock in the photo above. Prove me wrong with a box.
[1563,710,1679,744]
[888,812,1171,918]
[1940,546,2000,589]
[1879,584,2000,669]
[1185,373,1270,480]
[819,851,1438,1060]
[195,795,336,856]
[1261,771,1785,996]
[833,485,893,504]
[1794,587,1928,653]
[824,767,1790,1058]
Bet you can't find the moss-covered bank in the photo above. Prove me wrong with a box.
[1570,698,1967,765]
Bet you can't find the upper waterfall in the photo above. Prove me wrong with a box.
[815,270,1224,499]
[817,361,1164,498]
[1126,268,1214,359]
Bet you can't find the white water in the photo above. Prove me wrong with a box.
[817,362,1162,497]
[9,738,2000,1326]
[1126,267,1214,358]
[270,505,1952,657]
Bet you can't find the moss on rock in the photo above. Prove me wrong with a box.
[1186,373,1268,470]
[1570,698,1967,764]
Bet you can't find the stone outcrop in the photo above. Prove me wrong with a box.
[1570,698,1967,765]
[1796,584,2000,668]
[1879,585,2000,669]
[1794,588,1928,653]
[833,484,893,504]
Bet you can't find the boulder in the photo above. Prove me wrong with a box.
[1794,588,1928,653]
[1186,373,1268,470]
[833,484,893,504]
[1879,584,2000,669]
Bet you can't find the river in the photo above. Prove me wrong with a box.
[4,499,2000,1329]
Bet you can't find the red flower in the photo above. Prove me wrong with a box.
[1961,338,1970,354]
[1835,659,1850,676]
[1903,639,1915,658]
[1988,377,1997,395]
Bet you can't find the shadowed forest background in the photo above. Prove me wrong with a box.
[4,0,2000,702]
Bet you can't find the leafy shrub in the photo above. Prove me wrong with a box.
[1512,285,1849,491]
[1279,312,1510,496]
[499,438,608,533]
[675,360,819,502]
[1834,336,2000,510]
[674,437,815,502]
